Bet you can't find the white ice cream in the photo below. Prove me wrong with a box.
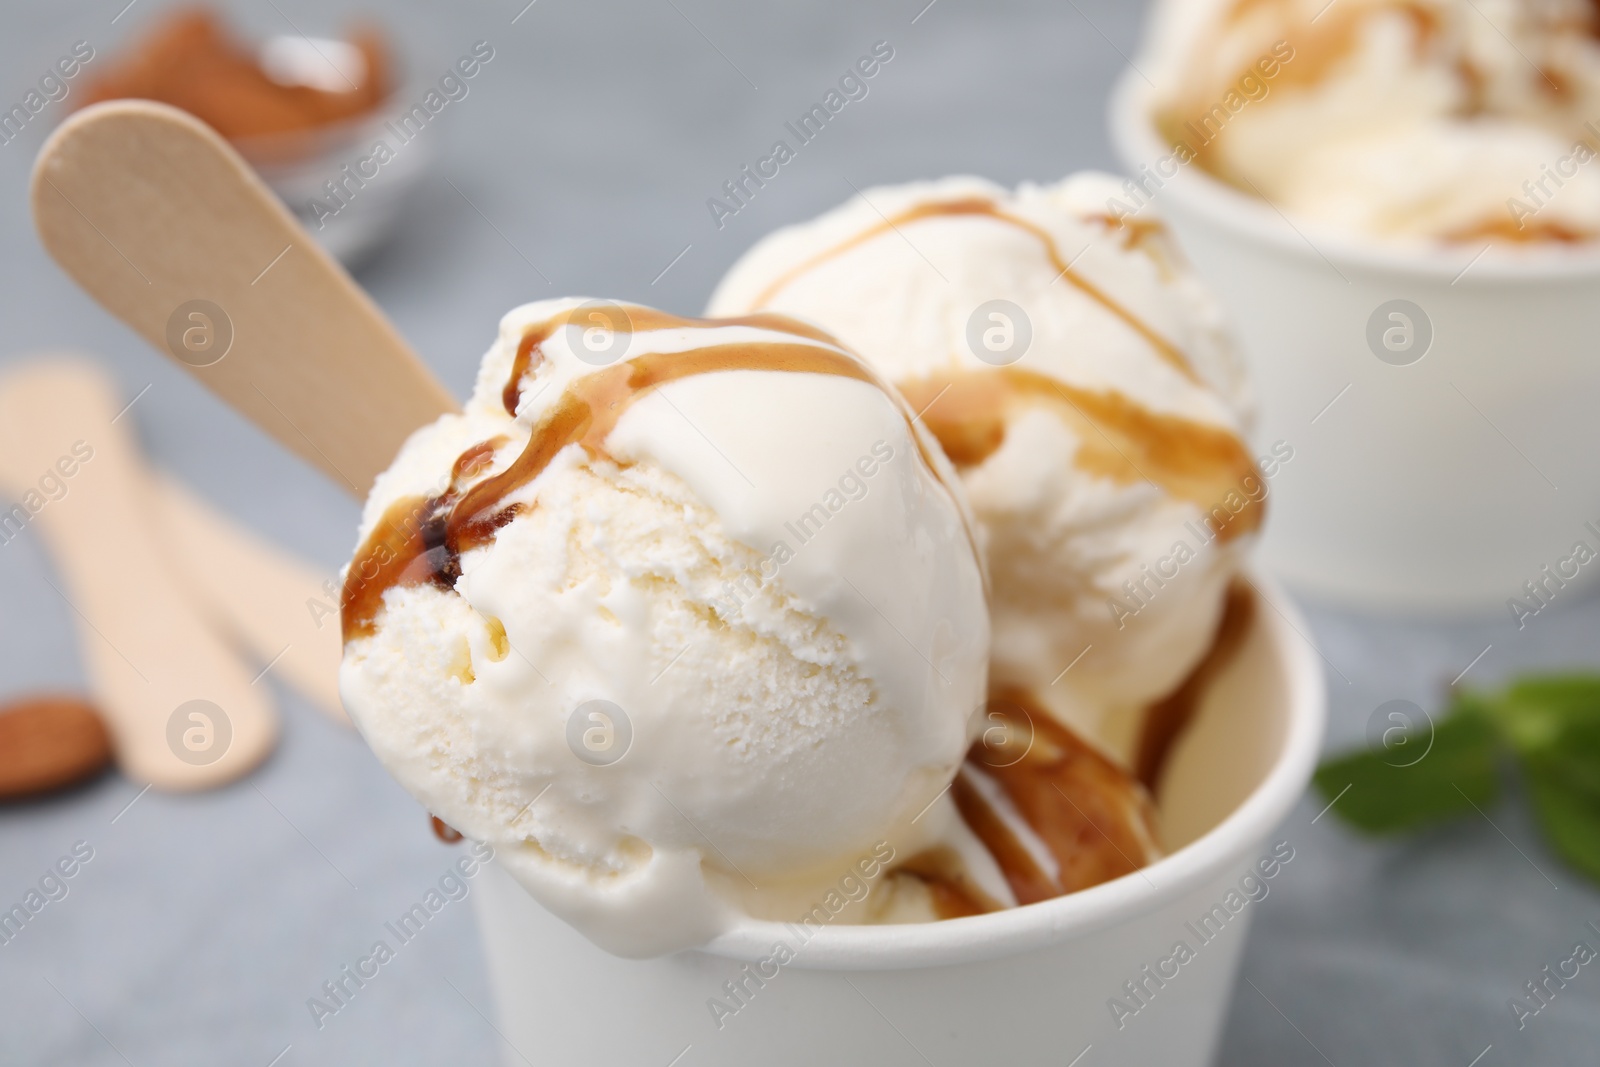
[339,299,990,957]
[710,174,1263,765]
[1141,0,1600,242]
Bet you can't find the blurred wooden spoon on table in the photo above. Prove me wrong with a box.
[0,358,277,789]
[31,99,457,497]
[150,471,348,725]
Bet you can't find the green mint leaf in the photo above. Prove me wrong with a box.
[1498,678,1600,883]
[1489,674,1600,775]
[1523,763,1600,885]
[1313,707,1499,834]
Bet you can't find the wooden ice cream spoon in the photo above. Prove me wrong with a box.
[149,472,349,726]
[31,99,458,497]
[24,100,460,777]
[0,358,277,790]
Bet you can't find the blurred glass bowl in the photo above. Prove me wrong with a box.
[232,35,435,267]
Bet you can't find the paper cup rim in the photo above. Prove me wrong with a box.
[700,570,1327,970]
[1105,68,1600,283]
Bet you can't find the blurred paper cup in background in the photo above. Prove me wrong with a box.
[1110,70,1600,616]
[472,574,1324,1067]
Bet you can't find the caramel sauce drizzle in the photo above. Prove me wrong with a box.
[743,197,1200,385]
[894,692,1162,920]
[891,846,1000,919]
[896,368,1264,543]
[1085,212,1189,283]
[951,769,1061,907]
[502,327,548,416]
[960,692,1159,912]
[1215,0,1440,94]
[1444,217,1593,244]
[1173,0,1589,227]
[905,581,1257,919]
[452,437,505,483]
[502,304,843,416]
[1134,580,1254,787]
[344,316,963,644]
[735,200,1263,529]
[430,815,464,843]
[1158,2,1440,182]
[1086,211,1168,252]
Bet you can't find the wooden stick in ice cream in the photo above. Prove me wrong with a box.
[0,358,277,789]
[30,100,457,497]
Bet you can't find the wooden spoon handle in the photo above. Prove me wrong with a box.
[149,471,348,727]
[0,358,277,790]
[32,100,457,497]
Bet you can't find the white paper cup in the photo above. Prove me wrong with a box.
[1108,71,1600,614]
[470,573,1324,1066]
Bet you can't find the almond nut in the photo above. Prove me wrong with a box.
[0,695,113,800]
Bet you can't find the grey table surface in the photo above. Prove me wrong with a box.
[1,0,1597,1064]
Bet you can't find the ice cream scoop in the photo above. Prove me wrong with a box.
[338,299,991,956]
[709,174,1263,773]
[1139,0,1600,243]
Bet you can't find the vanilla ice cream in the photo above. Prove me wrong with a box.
[1141,0,1600,242]
[709,174,1263,769]
[338,299,989,957]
